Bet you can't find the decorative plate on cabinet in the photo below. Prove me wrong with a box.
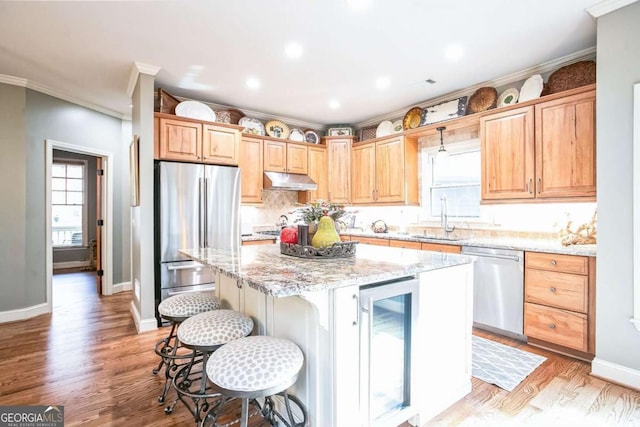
[375,120,394,138]
[289,128,305,142]
[175,101,216,122]
[392,120,403,133]
[265,120,290,139]
[304,130,320,144]
[402,107,423,130]
[497,88,520,107]
[519,75,544,102]
[238,117,265,136]
[467,87,498,114]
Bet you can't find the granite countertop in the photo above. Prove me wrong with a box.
[241,234,277,242]
[341,231,597,257]
[181,244,471,298]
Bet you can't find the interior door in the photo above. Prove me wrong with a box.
[96,157,102,294]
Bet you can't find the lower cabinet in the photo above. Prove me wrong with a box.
[524,252,595,358]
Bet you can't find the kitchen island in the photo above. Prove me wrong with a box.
[181,244,473,427]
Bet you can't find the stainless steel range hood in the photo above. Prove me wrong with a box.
[264,171,318,191]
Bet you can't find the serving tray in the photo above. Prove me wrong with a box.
[280,241,358,259]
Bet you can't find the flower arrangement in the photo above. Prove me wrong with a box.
[294,201,346,224]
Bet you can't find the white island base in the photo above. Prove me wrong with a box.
[214,262,473,427]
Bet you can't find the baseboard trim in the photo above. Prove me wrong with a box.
[53,260,90,270]
[0,302,50,323]
[591,357,640,391]
[129,300,157,333]
[113,281,132,293]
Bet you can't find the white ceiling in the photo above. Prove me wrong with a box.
[0,0,598,126]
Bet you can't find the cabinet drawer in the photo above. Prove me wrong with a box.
[526,252,588,275]
[524,302,587,352]
[389,239,421,249]
[525,269,588,312]
[353,237,389,246]
[421,243,462,254]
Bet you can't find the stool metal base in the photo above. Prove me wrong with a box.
[153,320,198,404]
[201,391,307,427]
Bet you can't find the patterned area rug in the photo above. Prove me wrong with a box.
[472,335,547,392]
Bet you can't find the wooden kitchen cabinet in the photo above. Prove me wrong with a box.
[325,136,354,204]
[352,236,389,246]
[239,136,264,204]
[155,113,241,166]
[481,88,596,202]
[202,124,240,165]
[389,239,421,249]
[351,135,419,205]
[534,90,596,198]
[421,243,462,254]
[481,106,535,200]
[524,252,595,358]
[299,145,328,203]
[351,142,376,203]
[263,140,308,174]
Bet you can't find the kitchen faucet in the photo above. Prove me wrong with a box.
[276,214,288,227]
[440,195,455,235]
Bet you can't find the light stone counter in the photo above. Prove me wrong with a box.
[341,231,597,257]
[181,244,471,298]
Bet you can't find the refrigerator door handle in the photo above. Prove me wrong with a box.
[198,177,203,249]
[204,177,208,247]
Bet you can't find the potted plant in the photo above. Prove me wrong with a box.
[294,201,346,234]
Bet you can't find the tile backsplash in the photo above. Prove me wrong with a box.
[241,190,300,233]
[242,191,597,241]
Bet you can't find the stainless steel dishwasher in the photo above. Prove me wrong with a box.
[461,246,525,340]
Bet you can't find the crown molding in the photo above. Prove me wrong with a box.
[0,74,125,119]
[166,92,327,131]
[0,74,28,87]
[127,61,161,98]
[355,47,597,129]
[587,0,638,17]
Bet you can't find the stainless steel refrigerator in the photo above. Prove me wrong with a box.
[154,161,240,321]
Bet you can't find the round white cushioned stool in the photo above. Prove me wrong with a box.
[153,292,221,405]
[203,335,307,427]
[171,309,254,425]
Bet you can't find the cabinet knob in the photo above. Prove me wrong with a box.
[550,287,557,293]
[550,259,557,266]
[549,323,556,330]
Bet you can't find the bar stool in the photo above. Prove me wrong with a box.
[153,292,221,404]
[203,335,307,427]
[171,309,254,425]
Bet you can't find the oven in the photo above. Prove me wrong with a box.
[359,276,420,427]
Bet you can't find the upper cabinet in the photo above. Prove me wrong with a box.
[534,91,596,199]
[480,88,596,202]
[480,106,535,200]
[263,140,308,174]
[240,136,264,204]
[351,135,419,205]
[299,145,328,204]
[325,136,355,204]
[155,113,241,166]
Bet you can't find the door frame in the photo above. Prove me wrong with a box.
[45,139,114,308]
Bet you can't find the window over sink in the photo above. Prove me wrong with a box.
[420,139,480,220]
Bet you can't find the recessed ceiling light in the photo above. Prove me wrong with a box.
[376,77,390,90]
[246,78,260,89]
[285,42,303,59]
[329,100,341,109]
[444,44,464,62]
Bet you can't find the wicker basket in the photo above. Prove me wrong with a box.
[467,87,498,114]
[542,61,596,96]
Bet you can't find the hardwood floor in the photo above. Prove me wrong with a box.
[0,271,638,426]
